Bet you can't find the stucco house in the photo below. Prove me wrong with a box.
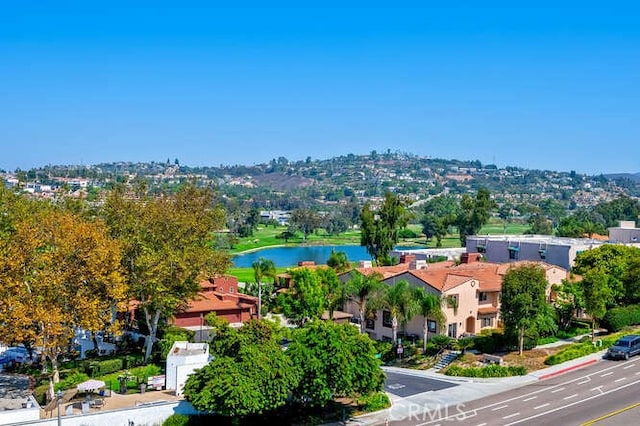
[341,253,571,341]
[172,276,259,337]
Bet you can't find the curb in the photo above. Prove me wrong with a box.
[536,358,598,381]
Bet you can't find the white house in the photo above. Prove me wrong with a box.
[165,342,209,396]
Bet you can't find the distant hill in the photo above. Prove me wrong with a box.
[604,173,640,183]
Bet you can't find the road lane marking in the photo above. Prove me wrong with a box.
[522,396,536,402]
[476,423,486,426]
[503,378,640,426]
[492,405,508,411]
[581,401,640,426]
[563,394,578,400]
[614,377,626,383]
[577,378,590,385]
[623,363,635,369]
[551,387,565,393]
[534,403,550,410]
[600,372,613,377]
[635,371,640,375]
[503,413,520,419]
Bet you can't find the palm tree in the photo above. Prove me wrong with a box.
[252,257,276,319]
[384,280,419,345]
[414,287,446,353]
[344,271,385,333]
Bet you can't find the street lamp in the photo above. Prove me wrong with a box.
[56,390,63,426]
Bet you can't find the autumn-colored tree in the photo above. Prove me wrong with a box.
[0,206,126,381]
[102,183,231,362]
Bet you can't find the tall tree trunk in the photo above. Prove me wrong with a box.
[392,316,398,345]
[144,307,162,363]
[423,320,429,353]
[518,326,525,356]
[51,356,60,384]
[258,280,262,320]
[592,317,596,342]
[359,304,366,334]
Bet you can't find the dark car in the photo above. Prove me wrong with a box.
[607,335,640,360]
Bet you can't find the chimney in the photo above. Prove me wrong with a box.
[410,259,428,270]
[358,260,372,268]
[461,253,482,264]
[399,254,416,264]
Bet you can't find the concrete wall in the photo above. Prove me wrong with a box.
[14,400,198,426]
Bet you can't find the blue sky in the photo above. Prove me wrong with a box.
[1,2,639,174]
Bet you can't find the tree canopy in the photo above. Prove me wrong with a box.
[0,205,126,380]
[360,192,411,265]
[102,183,231,361]
[286,320,384,407]
[500,264,549,355]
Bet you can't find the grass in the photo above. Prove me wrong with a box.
[228,266,290,283]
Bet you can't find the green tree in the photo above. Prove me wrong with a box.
[420,195,459,247]
[288,208,320,241]
[414,287,445,353]
[344,271,386,333]
[572,245,640,304]
[525,210,554,235]
[326,249,351,273]
[252,257,276,319]
[500,264,548,355]
[383,281,419,344]
[552,279,584,330]
[360,192,411,264]
[455,188,496,246]
[581,269,614,341]
[102,183,231,362]
[183,320,300,417]
[286,321,384,407]
[316,267,344,319]
[278,268,325,325]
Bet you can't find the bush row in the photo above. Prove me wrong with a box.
[602,305,640,332]
[444,364,527,378]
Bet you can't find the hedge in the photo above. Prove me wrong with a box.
[444,364,527,378]
[544,336,619,365]
[86,358,124,377]
[602,305,640,332]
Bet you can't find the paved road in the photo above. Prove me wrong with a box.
[388,358,640,425]
[384,372,458,398]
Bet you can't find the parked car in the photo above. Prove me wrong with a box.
[607,335,640,360]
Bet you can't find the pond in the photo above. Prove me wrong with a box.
[232,245,419,268]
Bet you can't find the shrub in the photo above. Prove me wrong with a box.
[444,364,527,378]
[603,305,640,332]
[87,358,124,377]
[430,335,451,351]
[162,414,190,426]
[357,391,391,412]
[473,331,506,354]
[398,228,418,239]
[544,342,598,365]
[374,341,394,363]
[536,336,559,345]
[54,372,89,392]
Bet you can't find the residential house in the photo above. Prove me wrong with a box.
[171,276,258,339]
[341,253,571,341]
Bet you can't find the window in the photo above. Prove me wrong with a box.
[427,320,437,333]
[482,317,492,328]
[476,244,486,253]
[382,310,392,328]
[538,249,547,260]
[229,287,234,293]
[366,318,376,330]
[508,246,519,260]
[447,294,459,309]
[479,292,488,302]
